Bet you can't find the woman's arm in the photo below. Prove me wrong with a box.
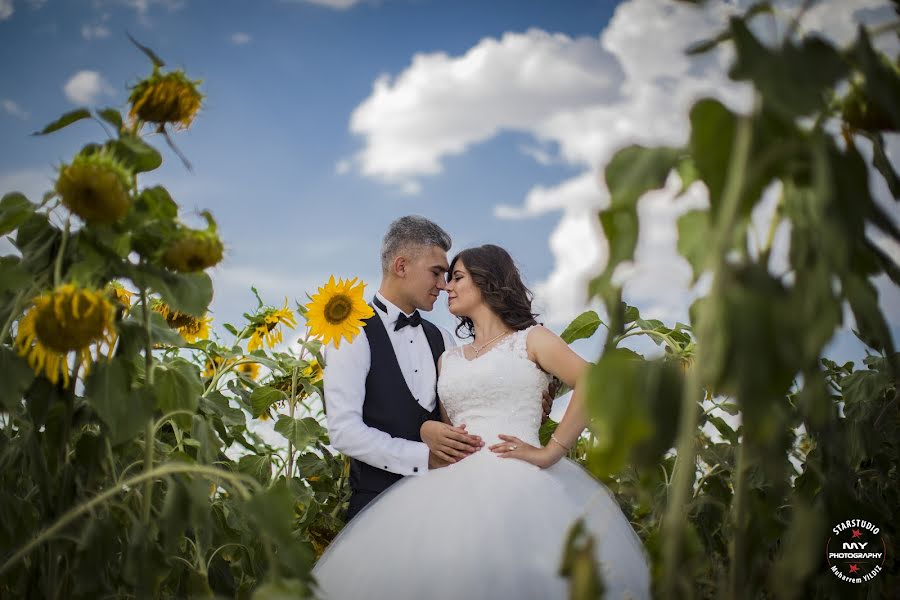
[490,326,590,468]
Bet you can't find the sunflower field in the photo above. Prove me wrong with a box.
[0,42,355,598]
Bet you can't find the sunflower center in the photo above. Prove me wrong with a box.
[34,289,111,353]
[324,295,352,324]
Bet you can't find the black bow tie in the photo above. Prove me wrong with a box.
[394,311,422,331]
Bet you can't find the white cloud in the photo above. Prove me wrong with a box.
[230,32,252,45]
[347,0,899,325]
[518,144,557,166]
[293,0,363,9]
[334,158,352,175]
[0,0,13,21]
[120,0,184,15]
[349,28,624,189]
[81,24,111,40]
[2,99,30,120]
[63,70,115,105]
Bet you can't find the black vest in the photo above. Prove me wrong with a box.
[346,306,444,519]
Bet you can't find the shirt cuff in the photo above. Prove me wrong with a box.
[397,441,429,476]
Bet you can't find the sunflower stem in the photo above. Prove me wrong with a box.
[52,217,71,288]
[287,366,298,480]
[661,111,754,596]
[139,284,156,524]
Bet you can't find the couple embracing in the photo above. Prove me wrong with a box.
[312,216,650,599]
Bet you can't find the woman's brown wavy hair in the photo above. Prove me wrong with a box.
[448,244,539,339]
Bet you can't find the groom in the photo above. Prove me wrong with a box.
[324,215,550,521]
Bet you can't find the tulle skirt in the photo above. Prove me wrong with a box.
[311,447,651,599]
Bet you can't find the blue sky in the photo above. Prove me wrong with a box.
[1,0,898,367]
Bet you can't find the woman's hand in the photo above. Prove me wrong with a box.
[489,434,566,469]
[421,420,483,463]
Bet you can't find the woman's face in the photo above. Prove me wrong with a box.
[445,259,482,317]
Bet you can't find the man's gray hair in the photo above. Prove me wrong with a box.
[381,215,452,273]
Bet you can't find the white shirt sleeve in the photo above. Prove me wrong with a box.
[323,329,430,477]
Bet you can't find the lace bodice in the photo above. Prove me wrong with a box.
[437,325,552,446]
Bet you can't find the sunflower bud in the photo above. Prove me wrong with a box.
[161,227,224,272]
[55,151,133,224]
[129,70,203,129]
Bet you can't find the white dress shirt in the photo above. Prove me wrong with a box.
[323,292,456,477]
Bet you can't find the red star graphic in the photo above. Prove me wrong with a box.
[851,529,863,539]
[848,564,860,574]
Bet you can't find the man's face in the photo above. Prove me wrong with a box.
[403,245,449,311]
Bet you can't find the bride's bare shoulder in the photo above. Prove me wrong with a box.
[524,325,560,359]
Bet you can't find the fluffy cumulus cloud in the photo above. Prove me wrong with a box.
[347,0,899,326]
[0,0,12,21]
[349,28,625,186]
[63,70,115,105]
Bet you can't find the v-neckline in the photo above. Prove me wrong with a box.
[459,331,517,363]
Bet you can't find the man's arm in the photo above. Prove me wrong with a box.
[323,331,430,476]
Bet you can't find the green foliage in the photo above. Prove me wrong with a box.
[0,43,345,599]
[568,5,900,599]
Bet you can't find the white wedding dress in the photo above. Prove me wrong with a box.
[311,326,651,599]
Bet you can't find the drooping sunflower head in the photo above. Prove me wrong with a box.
[162,227,224,273]
[151,299,211,343]
[247,298,297,352]
[14,284,117,387]
[55,150,134,225]
[305,276,375,349]
[128,69,204,129]
[237,361,260,380]
[302,358,323,384]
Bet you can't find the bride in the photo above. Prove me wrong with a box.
[311,244,650,599]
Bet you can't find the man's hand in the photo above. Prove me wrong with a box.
[421,420,483,464]
[540,377,560,424]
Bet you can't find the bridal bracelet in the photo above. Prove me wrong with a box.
[550,434,571,452]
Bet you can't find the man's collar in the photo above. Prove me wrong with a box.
[374,292,417,324]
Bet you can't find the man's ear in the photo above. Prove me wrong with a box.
[393,255,408,278]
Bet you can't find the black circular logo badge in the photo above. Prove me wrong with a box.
[826,519,886,583]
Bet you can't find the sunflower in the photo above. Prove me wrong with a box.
[305,276,374,349]
[106,281,135,309]
[303,358,323,384]
[151,299,212,342]
[55,150,133,225]
[14,284,117,387]
[162,227,224,273]
[203,355,229,378]
[247,298,297,352]
[129,69,204,129]
[202,354,238,378]
[237,361,260,380]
